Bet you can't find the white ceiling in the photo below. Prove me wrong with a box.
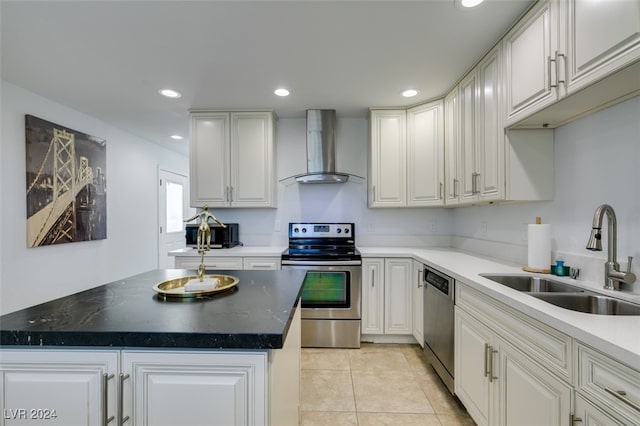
[1,0,534,155]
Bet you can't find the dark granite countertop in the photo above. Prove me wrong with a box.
[0,269,305,350]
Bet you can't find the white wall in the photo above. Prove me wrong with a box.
[0,81,189,314]
[204,117,452,248]
[452,96,640,285]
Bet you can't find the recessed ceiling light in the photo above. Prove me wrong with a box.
[274,88,290,97]
[170,135,184,140]
[402,89,420,98]
[456,0,484,8]
[159,88,182,98]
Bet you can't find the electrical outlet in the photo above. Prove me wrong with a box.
[367,222,375,232]
[522,223,528,241]
[481,221,488,235]
[430,222,438,233]
[274,219,280,232]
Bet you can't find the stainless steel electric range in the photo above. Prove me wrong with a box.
[281,222,361,348]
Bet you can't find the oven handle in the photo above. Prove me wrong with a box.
[282,260,362,266]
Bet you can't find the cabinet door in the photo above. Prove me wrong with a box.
[0,349,118,426]
[444,87,461,206]
[122,350,267,426]
[361,258,385,335]
[383,258,412,334]
[496,337,572,426]
[459,72,478,204]
[574,393,626,426]
[503,0,561,126]
[230,112,275,208]
[406,101,444,206]
[477,45,504,202]
[369,110,406,207]
[411,261,424,347]
[565,0,640,94]
[190,112,230,208]
[455,307,494,426]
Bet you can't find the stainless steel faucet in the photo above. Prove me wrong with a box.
[586,204,636,290]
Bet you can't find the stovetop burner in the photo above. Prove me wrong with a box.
[282,222,360,262]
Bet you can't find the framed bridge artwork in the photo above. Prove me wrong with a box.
[25,115,107,247]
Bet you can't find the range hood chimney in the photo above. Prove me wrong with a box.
[295,109,350,184]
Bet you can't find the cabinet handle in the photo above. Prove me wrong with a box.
[439,182,443,200]
[484,343,490,378]
[371,269,375,287]
[570,413,583,423]
[225,186,230,202]
[556,52,565,85]
[471,173,480,195]
[417,268,423,288]
[453,178,459,198]
[488,346,498,383]
[604,387,640,412]
[229,186,234,202]
[372,185,376,202]
[118,373,130,426]
[549,54,557,88]
[102,373,115,425]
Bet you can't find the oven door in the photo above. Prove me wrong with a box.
[281,261,361,320]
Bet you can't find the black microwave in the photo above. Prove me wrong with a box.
[185,223,240,249]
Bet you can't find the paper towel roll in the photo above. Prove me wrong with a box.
[527,224,551,270]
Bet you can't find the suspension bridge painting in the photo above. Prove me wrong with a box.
[26,115,107,247]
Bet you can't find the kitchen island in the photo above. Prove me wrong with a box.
[0,268,305,426]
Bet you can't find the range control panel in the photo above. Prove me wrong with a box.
[289,223,354,238]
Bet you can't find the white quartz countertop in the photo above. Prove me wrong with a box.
[169,246,286,257]
[359,246,640,370]
[169,244,640,368]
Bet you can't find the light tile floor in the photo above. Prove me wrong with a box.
[300,343,476,426]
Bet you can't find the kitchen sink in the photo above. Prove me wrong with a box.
[480,275,584,293]
[530,293,640,316]
[480,274,640,315]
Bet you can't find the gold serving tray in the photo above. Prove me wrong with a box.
[153,275,239,299]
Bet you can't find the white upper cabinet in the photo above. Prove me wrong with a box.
[369,103,444,208]
[503,0,562,127]
[564,0,640,93]
[190,111,276,208]
[457,44,505,205]
[406,101,445,206]
[368,109,407,207]
[190,112,230,207]
[444,88,461,206]
[504,0,640,127]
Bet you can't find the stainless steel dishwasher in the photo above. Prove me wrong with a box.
[423,265,455,394]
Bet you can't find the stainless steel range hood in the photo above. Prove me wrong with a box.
[295,109,350,184]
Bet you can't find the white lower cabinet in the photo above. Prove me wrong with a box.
[122,350,267,426]
[242,257,281,270]
[455,282,573,426]
[361,258,385,335]
[174,256,282,270]
[383,258,412,335]
[175,256,243,270]
[0,350,118,426]
[574,393,626,426]
[361,258,413,339]
[575,343,640,425]
[411,260,424,347]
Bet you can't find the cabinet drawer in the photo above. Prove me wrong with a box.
[175,256,243,270]
[576,343,640,425]
[456,282,572,383]
[243,257,281,270]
